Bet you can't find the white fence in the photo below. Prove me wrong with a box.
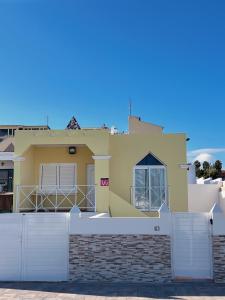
[0,213,69,281]
[0,205,225,282]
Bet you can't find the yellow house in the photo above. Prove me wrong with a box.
[13,116,188,217]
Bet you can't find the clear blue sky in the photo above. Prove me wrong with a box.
[0,0,225,164]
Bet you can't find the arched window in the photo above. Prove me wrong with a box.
[133,153,167,211]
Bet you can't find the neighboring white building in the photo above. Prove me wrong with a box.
[187,164,196,184]
[187,163,225,212]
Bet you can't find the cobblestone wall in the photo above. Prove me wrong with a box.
[213,235,225,283]
[69,234,172,282]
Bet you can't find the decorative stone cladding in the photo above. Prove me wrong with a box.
[69,234,172,282]
[213,235,225,283]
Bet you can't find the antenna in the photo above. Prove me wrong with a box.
[129,98,132,116]
[46,115,49,127]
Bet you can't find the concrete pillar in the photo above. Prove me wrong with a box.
[13,160,21,212]
[92,155,111,213]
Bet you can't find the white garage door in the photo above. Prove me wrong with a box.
[172,213,212,279]
[0,213,69,281]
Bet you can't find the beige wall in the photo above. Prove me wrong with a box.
[109,133,188,212]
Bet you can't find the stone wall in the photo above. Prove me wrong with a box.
[213,235,225,283]
[69,234,172,282]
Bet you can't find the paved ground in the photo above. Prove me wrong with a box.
[0,281,225,299]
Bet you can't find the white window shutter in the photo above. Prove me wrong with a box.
[40,164,57,190]
[58,164,76,190]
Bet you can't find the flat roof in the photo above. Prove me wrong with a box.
[0,125,50,129]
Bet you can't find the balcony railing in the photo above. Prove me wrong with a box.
[131,186,169,211]
[16,185,96,212]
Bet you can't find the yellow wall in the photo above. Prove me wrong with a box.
[14,130,109,212]
[13,146,35,211]
[94,159,110,212]
[109,133,188,212]
[109,191,147,217]
[14,146,94,212]
[13,128,188,214]
[14,129,110,156]
[128,116,163,135]
[33,146,93,185]
[14,146,35,186]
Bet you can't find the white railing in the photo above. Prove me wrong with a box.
[131,186,169,211]
[16,185,96,212]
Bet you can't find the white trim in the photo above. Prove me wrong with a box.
[92,155,111,160]
[0,152,14,161]
[0,152,24,161]
[179,163,191,169]
[14,156,25,162]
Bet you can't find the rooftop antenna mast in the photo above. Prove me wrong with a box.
[129,98,132,116]
[46,115,49,127]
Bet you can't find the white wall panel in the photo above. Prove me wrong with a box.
[0,213,69,281]
[173,213,212,279]
[0,214,22,280]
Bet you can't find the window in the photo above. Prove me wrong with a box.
[39,163,77,192]
[0,129,8,137]
[133,165,167,211]
[0,169,13,192]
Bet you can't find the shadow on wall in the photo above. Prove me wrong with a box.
[0,282,225,298]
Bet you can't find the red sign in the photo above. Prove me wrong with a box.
[100,178,109,186]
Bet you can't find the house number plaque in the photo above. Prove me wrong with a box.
[100,178,109,186]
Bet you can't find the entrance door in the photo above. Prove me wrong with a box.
[173,213,212,279]
[87,165,95,210]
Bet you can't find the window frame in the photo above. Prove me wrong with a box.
[133,165,168,211]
